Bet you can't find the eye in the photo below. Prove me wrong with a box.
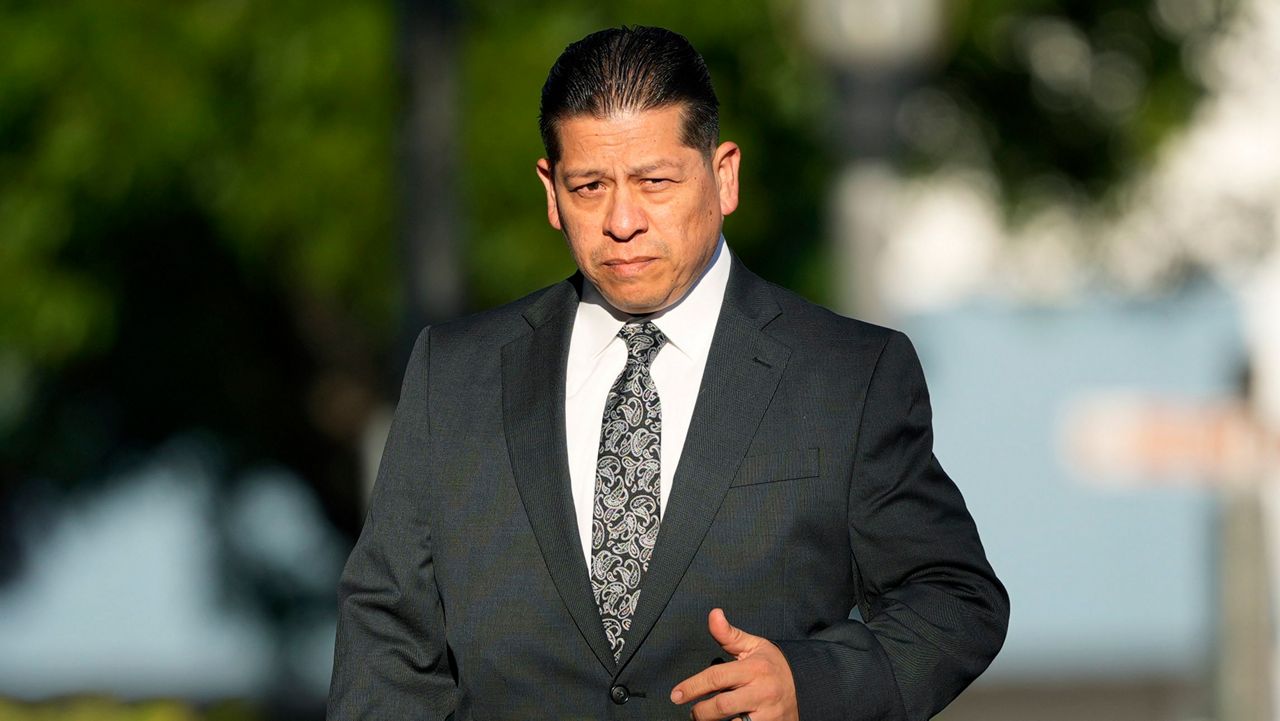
[573,180,604,195]
[641,178,672,189]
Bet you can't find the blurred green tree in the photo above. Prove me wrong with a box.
[0,0,397,562]
[910,0,1222,214]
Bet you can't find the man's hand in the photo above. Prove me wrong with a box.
[670,608,799,721]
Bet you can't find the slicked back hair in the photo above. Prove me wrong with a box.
[538,26,719,164]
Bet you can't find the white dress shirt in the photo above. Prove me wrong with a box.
[565,236,731,564]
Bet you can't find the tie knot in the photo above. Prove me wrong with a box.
[618,321,667,368]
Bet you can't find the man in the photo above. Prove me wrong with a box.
[329,26,1007,721]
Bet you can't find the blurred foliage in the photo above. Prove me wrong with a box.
[910,0,1229,214]
[0,0,396,528]
[0,0,396,372]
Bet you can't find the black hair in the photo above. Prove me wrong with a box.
[538,26,719,163]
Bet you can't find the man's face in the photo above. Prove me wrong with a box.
[536,105,740,315]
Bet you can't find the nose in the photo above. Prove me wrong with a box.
[603,185,647,241]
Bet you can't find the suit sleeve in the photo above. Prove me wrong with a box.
[774,330,1009,721]
[328,327,458,720]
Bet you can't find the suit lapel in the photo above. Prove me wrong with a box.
[502,277,618,673]
[616,259,791,670]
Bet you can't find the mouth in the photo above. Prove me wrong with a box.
[603,256,658,266]
[602,256,659,276]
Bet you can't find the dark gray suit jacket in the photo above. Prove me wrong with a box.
[328,258,1008,720]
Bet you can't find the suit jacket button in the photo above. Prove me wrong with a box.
[609,684,630,705]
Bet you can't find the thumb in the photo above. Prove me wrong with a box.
[708,608,759,658]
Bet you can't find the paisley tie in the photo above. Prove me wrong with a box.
[590,320,667,659]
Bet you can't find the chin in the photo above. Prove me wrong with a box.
[602,289,666,315]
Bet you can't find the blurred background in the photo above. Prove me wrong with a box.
[1,0,1277,719]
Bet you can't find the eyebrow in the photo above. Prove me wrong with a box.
[561,159,684,181]
[629,159,682,175]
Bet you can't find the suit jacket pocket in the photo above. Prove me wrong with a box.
[730,448,821,487]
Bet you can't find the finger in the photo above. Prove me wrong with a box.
[670,658,752,704]
[689,687,753,721]
[708,608,759,657]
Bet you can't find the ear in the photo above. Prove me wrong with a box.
[712,141,741,217]
[536,158,563,231]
